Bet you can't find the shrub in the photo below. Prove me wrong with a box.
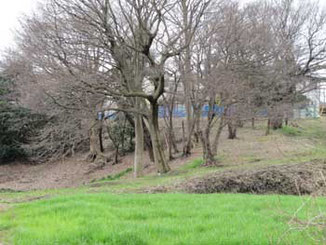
[0,76,47,163]
[0,104,47,163]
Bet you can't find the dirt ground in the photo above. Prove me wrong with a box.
[0,119,323,192]
[0,149,202,191]
[0,154,136,191]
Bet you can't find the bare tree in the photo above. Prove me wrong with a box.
[13,0,210,174]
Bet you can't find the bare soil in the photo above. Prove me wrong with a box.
[0,154,138,191]
[0,149,202,191]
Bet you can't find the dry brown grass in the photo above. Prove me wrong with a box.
[1,118,326,191]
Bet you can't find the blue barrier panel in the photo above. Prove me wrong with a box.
[103,105,268,120]
[256,109,268,117]
[158,104,224,118]
[202,105,224,117]
[158,106,166,118]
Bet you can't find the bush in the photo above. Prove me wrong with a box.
[31,111,89,161]
[0,76,47,163]
[107,116,135,154]
[0,104,47,163]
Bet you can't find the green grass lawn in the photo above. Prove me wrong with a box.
[1,193,325,245]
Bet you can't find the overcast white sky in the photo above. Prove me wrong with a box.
[0,0,325,53]
[0,0,40,52]
[0,0,251,52]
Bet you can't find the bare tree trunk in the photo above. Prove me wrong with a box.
[181,0,195,157]
[125,112,154,162]
[183,122,195,156]
[227,120,237,139]
[199,129,215,166]
[172,132,179,154]
[251,117,255,129]
[200,98,217,166]
[163,130,171,160]
[120,118,127,155]
[114,148,119,165]
[144,126,155,162]
[166,100,178,159]
[134,112,144,177]
[193,106,202,143]
[212,116,225,155]
[184,96,193,155]
[182,120,186,154]
[265,118,271,136]
[87,120,108,164]
[99,126,104,153]
[149,102,170,174]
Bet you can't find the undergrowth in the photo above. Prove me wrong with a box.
[99,168,133,182]
[280,125,303,136]
[181,158,203,170]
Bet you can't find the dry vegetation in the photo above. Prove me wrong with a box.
[1,118,325,194]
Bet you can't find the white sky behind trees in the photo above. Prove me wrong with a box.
[0,0,41,52]
[0,0,324,52]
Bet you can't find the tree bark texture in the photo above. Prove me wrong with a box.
[134,113,144,177]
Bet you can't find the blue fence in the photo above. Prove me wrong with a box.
[158,104,224,118]
[100,104,269,120]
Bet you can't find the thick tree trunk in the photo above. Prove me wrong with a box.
[182,0,195,157]
[165,129,176,161]
[199,129,215,166]
[134,113,144,177]
[212,116,225,156]
[125,112,154,162]
[144,127,155,162]
[164,130,172,161]
[86,120,109,164]
[183,121,195,156]
[114,148,119,165]
[227,121,237,139]
[149,102,170,174]
[199,98,217,166]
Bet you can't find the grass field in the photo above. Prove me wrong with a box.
[1,193,325,245]
[1,119,326,244]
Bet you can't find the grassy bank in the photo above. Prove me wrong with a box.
[1,193,325,245]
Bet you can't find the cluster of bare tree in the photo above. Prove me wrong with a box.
[1,0,325,174]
